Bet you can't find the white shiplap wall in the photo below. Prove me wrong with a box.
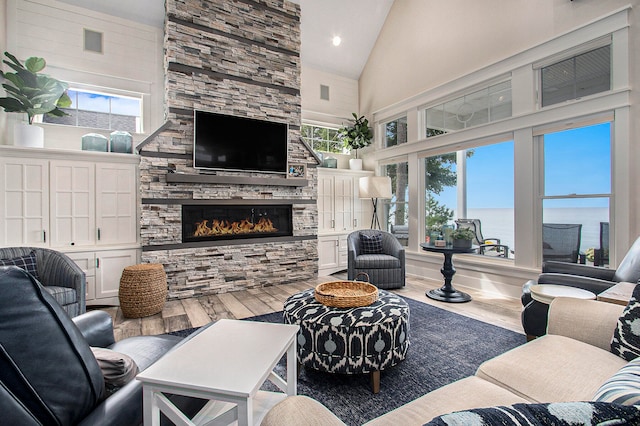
[2,0,164,149]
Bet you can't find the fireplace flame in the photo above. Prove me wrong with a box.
[193,217,278,237]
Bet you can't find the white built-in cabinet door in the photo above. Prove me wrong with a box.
[318,236,340,271]
[317,173,335,232]
[334,175,355,231]
[0,158,49,246]
[50,161,96,248]
[96,249,138,301]
[95,163,137,245]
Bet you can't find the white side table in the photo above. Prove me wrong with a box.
[530,284,596,305]
[137,319,299,426]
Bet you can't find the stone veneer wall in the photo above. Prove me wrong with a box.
[139,0,317,299]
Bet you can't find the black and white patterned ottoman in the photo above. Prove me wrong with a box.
[283,288,410,393]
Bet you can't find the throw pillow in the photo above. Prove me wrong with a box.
[360,233,383,254]
[90,347,139,397]
[611,283,640,361]
[594,355,640,405]
[423,401,640,426]
[0,251,39,280]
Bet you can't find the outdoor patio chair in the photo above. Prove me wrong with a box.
[594,222,610,266]
[542,223,582,263]
[454,219,509,258]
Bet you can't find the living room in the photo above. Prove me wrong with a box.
[2,0,640,425]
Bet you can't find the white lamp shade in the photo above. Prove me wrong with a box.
[359,176,392,199]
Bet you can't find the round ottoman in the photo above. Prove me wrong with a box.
[283,288,410,393]
[119,263,168,318]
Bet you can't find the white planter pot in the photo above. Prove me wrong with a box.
[14,123,44,148]
[349,158,363,170]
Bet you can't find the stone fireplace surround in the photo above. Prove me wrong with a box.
[137,0,317,299]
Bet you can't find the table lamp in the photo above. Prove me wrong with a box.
[359,176,392,230]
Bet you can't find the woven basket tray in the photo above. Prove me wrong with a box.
[315,276,378,308]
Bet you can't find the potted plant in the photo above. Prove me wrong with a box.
[339,112,373,170]
[451,227,475,248]
[0,52,71,148]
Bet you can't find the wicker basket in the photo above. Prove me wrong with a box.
[315,274,378,308]
[119,263,168,318]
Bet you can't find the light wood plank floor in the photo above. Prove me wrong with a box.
[98,274,524,341]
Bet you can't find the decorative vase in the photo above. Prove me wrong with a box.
[453,239,472,249]
[81,133,109,152]
[349,158,363,170]
[14,122,44,148]
[110,131,133,153]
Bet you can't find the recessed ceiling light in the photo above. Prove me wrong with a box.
[332,36,342,47]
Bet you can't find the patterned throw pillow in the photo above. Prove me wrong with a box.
[360,233,383,254]
[593,356,640,405]
[0,251,39,280]
[423,401,640,426]
[611,283,640,361]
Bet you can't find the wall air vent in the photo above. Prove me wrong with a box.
[84,29,103,53]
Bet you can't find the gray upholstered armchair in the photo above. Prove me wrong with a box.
[0,247,85,317]
[347,230,405,289]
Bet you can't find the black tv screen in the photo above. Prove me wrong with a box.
[193,110,288,174]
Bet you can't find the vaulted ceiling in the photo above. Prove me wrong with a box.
[56,0,394,80]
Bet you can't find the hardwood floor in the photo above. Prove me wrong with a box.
[97,274,524,341]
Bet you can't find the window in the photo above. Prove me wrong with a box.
[541,122,611,265]
[43,89,142,133]
[424,140,515,258]
[301,124,345,154]
[384,117,408,148]
[424,81,512,137]
[383,162,409,246]
[540,45,611,107]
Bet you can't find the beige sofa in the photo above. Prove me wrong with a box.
[262,297,629,425]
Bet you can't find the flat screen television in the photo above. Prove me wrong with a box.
[193,110,288,174]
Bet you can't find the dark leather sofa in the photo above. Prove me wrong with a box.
[0,266,206,425]
[521,235,640,338]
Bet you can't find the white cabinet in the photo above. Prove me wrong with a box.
[0,146,140,305]
[317,168,373,234]
[318,234,348,276]
[50,161,96,248]
[67,249,139,306]
[0,158,49,246]
[317,168,373,276]
[95,163,137,245]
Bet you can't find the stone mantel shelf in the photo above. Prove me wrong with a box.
[166,173,308,187]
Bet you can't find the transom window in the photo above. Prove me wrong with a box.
[43,88,142,133]
[384,116,408,148]
[424,81,512,137]
[301,124,346,154]
[540,45,611,108]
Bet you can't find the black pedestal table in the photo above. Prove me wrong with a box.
[420,243,477,303]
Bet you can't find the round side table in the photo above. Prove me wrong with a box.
[530,284,596,304]
[283,288,410,394]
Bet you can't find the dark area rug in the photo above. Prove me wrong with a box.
[245,296,526,426]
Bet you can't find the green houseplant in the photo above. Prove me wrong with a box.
[339,113,373,170]
[451,227,475,248]
[0,52,71,147]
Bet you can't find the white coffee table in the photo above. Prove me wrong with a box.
[530,284,596,305]
[137,319,299,426]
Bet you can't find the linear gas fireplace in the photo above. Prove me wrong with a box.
[182,204,293,243]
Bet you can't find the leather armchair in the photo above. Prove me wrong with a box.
[0,266,206,425]
[347,230,405,289]
[521,235,640,338]
[0,246,85,317]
